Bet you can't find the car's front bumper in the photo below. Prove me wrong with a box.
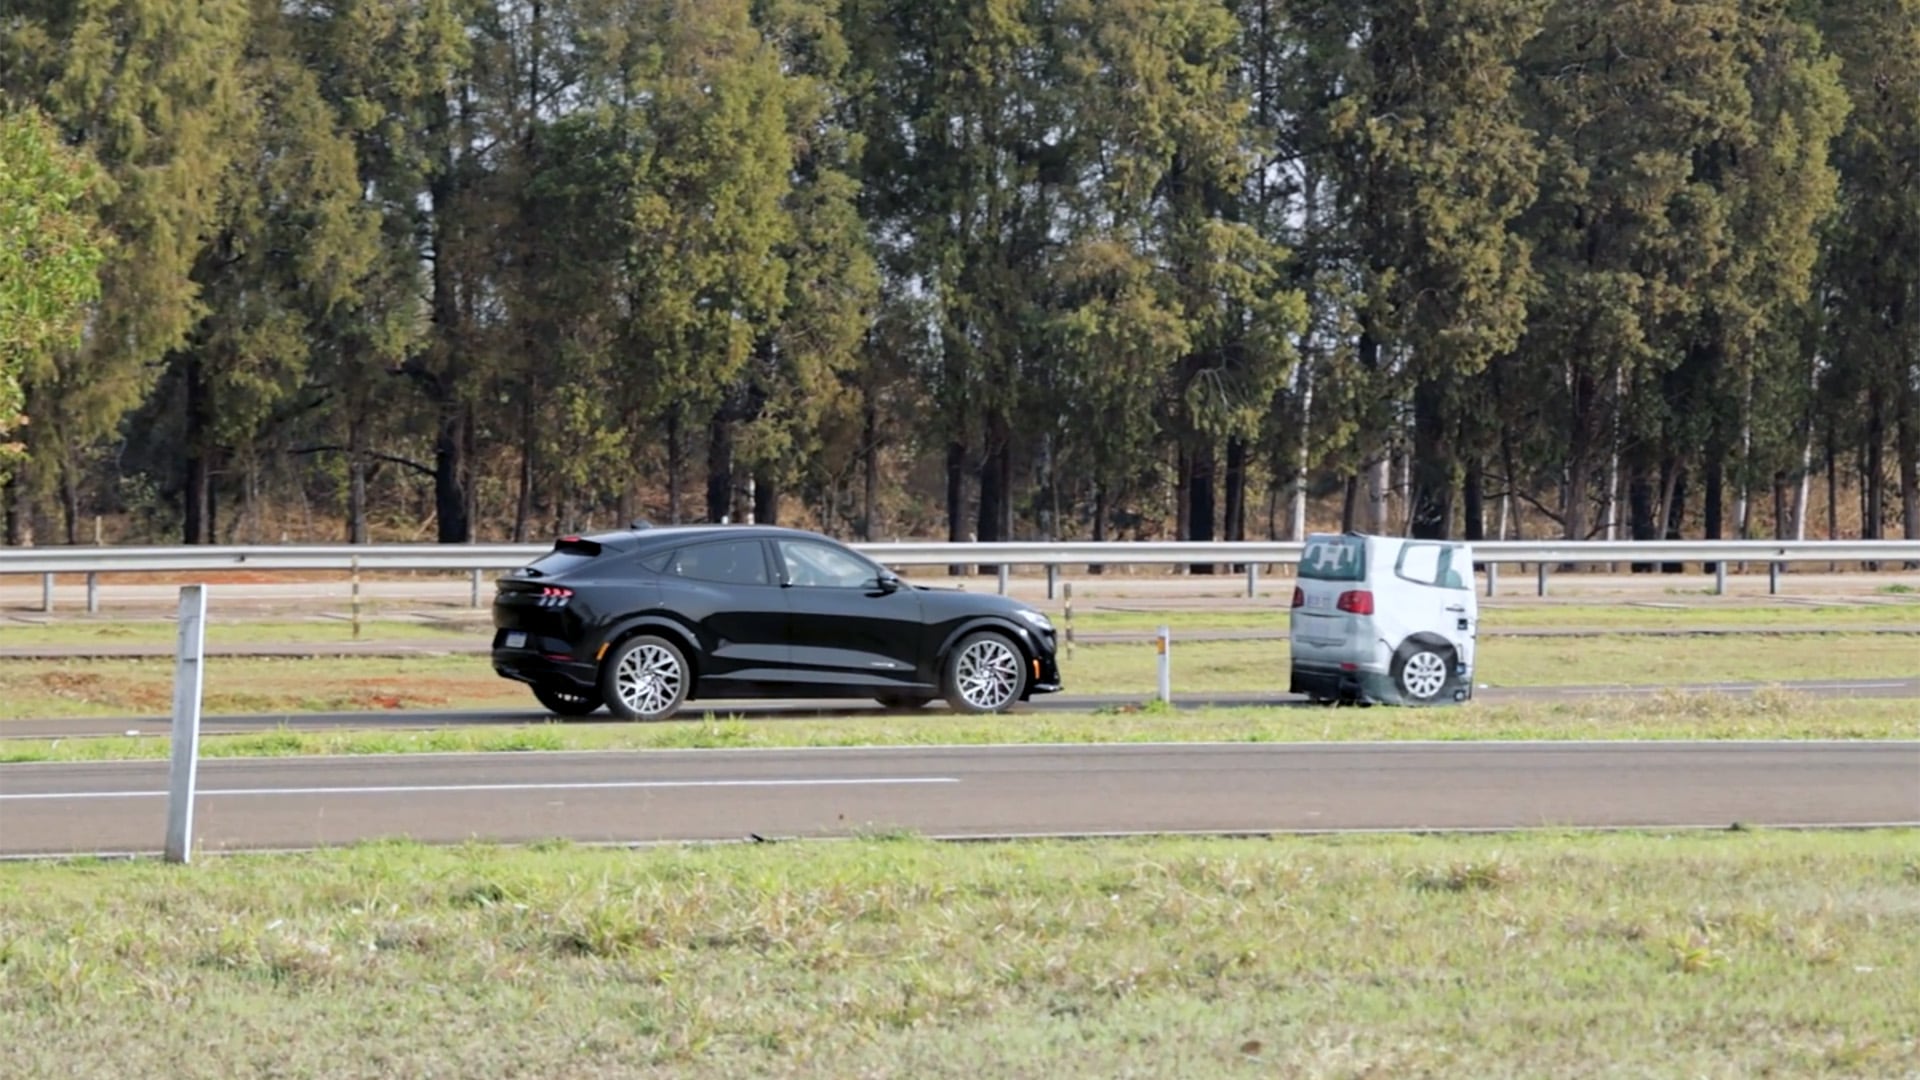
[1027,650,1063,696]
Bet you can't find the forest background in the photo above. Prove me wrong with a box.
[1,0,1915,561]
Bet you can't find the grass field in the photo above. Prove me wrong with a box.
[2,632,1915,723]
[2,831,1914,1078]
[3,692,1914,765]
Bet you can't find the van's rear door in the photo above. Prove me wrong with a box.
[1292,534,1367,653]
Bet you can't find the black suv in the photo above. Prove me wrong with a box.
[491,524,1063,720]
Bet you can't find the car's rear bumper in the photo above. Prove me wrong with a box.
[492,630,598,693]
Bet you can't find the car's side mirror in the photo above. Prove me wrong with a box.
[871,572,903,594]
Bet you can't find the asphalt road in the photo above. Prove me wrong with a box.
[2,742,1914,857]
[7,677,1920,740]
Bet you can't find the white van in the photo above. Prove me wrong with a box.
[1288,532,1478,706]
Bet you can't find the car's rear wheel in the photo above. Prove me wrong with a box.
[1393,643,1453,703]
[532,684,603,717]
[875,694,934,711]
[601,635,691,721]
[942,632,1026,714]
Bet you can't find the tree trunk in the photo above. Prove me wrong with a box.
[1864,404,1885,542]
[976,413,1009,560]
[1340,473,1358,533]
[665,407,683,524]
[1463,456,1486,542]
[1898,408,1920,546]
[1186,437,1216,573]
[1409,376,1451,539]
[1703,451,1723,574]
[1662,463,1688,574]
[347,410,370,545]
[1629,454,1657,572]
[58,458,81,545]
[1091,482,1108,573]
[1223,436,1247,544]
[1289,365,1313,541]
[513,391,534,543]
[5,471,32,546]
[946,440,966,575]
[183,353,215,545]
[754,469,778,526]
[860,396,878,540]
[706,412,733,523]
[433,404,470,542]
[1366,455,1391,536]
[1562,370,1596,543]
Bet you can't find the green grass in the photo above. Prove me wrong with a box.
[3,692,1915,764]
[1,631,1916,722]
[2,830,1915,1078]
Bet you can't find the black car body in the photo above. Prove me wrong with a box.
[491,524,1063,720]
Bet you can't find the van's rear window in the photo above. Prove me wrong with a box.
[1300,537,1365,581]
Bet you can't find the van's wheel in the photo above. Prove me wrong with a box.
[601,635,691,721]
[532,684,603,717]
[942,632,1027,714]
[1392,643,1453,703]
[875,694,934,711]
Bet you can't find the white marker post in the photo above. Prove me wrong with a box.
[164,585,208,864]
[1156,625,1171,705]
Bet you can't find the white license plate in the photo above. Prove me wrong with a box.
[1305,593,1333,610]
[505,632,527,649]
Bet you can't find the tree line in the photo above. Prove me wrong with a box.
[1,0,1916,552]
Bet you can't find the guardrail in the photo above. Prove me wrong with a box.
[3,538,1919,611]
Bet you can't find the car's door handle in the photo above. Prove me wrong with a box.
[1446,604,1467,613]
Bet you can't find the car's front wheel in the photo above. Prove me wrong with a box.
[942,631,1027,714]
[532,684,603,717]
[601,635,691,721]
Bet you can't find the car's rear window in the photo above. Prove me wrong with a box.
[1300,536,1365,581]
[521,537,602,578]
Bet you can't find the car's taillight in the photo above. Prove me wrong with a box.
[539,586,573,608]
[1336,589,1373,615]
[1291,586,1304,608]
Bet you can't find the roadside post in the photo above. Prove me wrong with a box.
[1156,625,1171,705]
[1063,582,1075,660]
[164,584,209,864]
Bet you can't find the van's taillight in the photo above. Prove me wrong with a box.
[539,586,573,608]
[1336,590,1373,615]
[1291,586,1304,608]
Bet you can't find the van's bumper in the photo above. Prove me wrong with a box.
[1291,662,1471,707]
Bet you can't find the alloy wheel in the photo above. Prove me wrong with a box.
[954,637,1022,711]
[614,641,684,718]
[1399,650,1448,700]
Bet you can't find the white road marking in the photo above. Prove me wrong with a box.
[0,776,961,802]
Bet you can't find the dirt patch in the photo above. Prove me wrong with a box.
[32,669,170,712]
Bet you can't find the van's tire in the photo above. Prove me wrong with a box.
[532,684,603,717]
[600,634,691,721]
[1392,642,1454,703]
[942,631,1027,714]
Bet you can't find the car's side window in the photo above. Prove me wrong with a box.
[779,540,876,589]
[663,540,771,586]
[1395,543,1470,590]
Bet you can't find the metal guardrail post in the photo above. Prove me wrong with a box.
[1156,626,1171,705]
[164,584,208,864]
[1714,561,1727,596]
[1536,562,1549,597]
[41,572,53,613]
[1046,564,1058,600]
[470,568,482,608]
[997,565,1009,595]
[1245,563,1258,598]
[1486,563,1498,597]
[86,572,98,614]
[1063,582,1074,660]
[1769,561,1780,595]
[350,555,362,640]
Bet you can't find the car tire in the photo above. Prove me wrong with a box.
[532,684,603,717]
[875,694,934,711]
[600,634,691,721]
[1392,642,1454,704]
[941,631,1027,714]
